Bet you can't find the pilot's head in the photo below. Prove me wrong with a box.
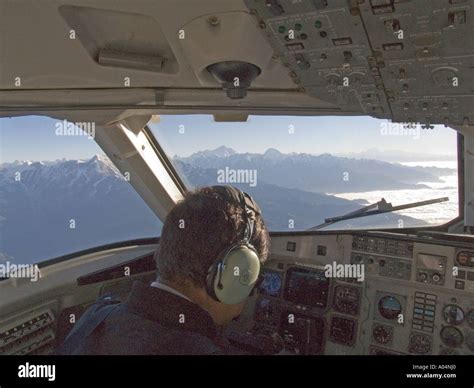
[155,185,270,325]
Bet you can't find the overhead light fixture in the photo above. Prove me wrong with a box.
[207,61,261,99]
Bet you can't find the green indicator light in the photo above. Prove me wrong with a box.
[315,20,322,28]
[278,25,286,33]
[295,23,303,31]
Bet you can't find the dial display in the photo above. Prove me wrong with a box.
[378,296,402,320]
[332,285,361,316]
[409,332,432,354]
[259,270,283,296]
[372,324,393,345]
[330,316,357,346]
[440,326,464,348]
[442,305,464,326]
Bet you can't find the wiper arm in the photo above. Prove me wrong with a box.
[310,197,449,230]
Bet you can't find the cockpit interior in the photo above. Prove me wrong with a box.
[0,0,473,358]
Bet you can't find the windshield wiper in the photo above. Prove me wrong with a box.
[310,197,449,230]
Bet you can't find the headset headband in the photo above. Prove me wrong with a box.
[212,185,260,214]
[211,185,260,242]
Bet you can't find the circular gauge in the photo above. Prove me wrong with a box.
[467,310,474,329]
[372,324,393,345]
[333,285,360,315]
[378,296,402,320]
[442,305,465,325]
[440,326,464,348]
[409,333,432,354]
[259,271,282,296]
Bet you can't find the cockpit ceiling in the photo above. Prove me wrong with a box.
[0,0,473,127]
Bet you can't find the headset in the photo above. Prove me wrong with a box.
[205,185,262,305]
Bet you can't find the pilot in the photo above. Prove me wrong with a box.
[56,185,270,355]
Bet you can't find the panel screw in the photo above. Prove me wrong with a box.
[208,15,220,26]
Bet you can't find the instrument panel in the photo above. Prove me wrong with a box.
[1,231,473,356]
[227,231,474,355]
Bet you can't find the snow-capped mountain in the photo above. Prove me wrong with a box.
[0,155,123,197]
[0,153,426,264]
[174,158,424,231]
[176,148,453,194]
[177,146,236,162]
[0,155,161,264]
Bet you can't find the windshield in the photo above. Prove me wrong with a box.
[149,115,459,231]
[0,114,460,265]
[0,116,162,265]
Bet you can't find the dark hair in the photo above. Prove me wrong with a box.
[155,186,270,287]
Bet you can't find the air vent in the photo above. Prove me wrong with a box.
[0,310,55,355]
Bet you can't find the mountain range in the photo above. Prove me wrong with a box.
[175,146,454,194]
[0,155,162,264]
[1,149,447,264]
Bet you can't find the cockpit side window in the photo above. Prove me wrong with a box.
[0,116,162,265]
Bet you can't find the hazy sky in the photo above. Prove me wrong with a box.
[0,114,457,162]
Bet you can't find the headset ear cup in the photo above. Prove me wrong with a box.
[205,185,261,304]
[206,260,220,301]
[213,245,261,305]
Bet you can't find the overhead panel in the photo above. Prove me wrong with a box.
[244,0,474,127]
[358,0,474,127]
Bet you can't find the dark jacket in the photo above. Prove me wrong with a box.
[65,281,222,355]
